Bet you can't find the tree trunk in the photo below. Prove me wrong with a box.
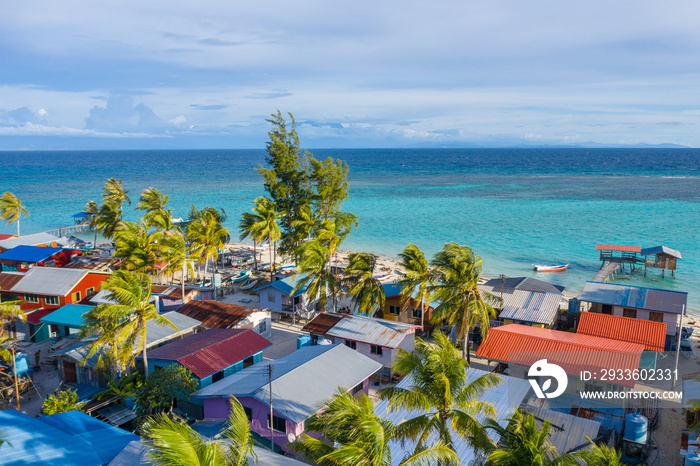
[142,326,149,379]
[268,236,274,283]
[253,240,258,270]
[17,217,20,236]
[421,298,425,330]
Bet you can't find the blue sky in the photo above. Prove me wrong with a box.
[1,1,700,149]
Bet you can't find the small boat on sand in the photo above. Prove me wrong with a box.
[533,264,569,272]
[232,270,251,282]
[673,340,695,359]
[240,279,258,291]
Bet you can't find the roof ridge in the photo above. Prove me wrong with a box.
[498,324,645,352]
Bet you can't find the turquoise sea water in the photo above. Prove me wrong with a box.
[0,148,698,313]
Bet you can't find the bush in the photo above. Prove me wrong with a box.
[42,389,85,415]
[134,364,198,421]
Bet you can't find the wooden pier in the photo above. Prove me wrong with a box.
[593,258,621,283]
[44,223,91,237]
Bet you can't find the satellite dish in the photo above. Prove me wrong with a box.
[287,432,297,443]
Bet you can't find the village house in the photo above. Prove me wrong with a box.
[0,245,83,272]
[176,300,272,338]
[0,232,62,252]
[255,274,313,320]
[302,313,417,380]
[579,281,688,349]
[39,304,95,338]
[150,284,198,311]
[479,276,565,328]
[192,344,382,455]
[379,282,436,329]
[9,267,110,342]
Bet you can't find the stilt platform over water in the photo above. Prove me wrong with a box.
[593,258,621,283]
[44,223,90,237]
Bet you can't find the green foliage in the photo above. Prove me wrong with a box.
[294,389,459,466]
[134,364,198,419]
[187,205,230,281]
[96,372,143,402]
[0,192,29,236]
[0,338,13,366]
[484,409,582,465]
[577,436,623,466]
[397,244,435,328]
[143,396,255,466]
[379,332,501,453]
[136,187,172,230]
[0,427,10,448]
[342,253,385,316]
[241,197,283,281]
[308,157,350,221]
[42,389,86,415]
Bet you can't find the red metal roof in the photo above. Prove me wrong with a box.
[0,234,16,241]
[26,308,55,325]
[595,244,642,253]
[145,328,272,379]
[577,312,666,352]
[302,313,344,335]
[475,324,644,387]
[0,272,24,292]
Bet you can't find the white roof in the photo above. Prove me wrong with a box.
[374,368,532,466]
[10,267,89,296]
[326,315,417,348]
[193,344,382,424]
[580,281,688,314]
[0,232,61,250]
[498,291,562,325]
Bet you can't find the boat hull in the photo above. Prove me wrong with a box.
[533,264,569,272]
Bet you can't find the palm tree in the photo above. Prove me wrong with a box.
[0,427,9,448]
[112,221,175,275]
[239,212,263,271]
[137,188,172,230]
[250,197,283,282]
[484,409,581,465]
[187,208,230,285]
[430,242,500,362]
[97,200,123,241]
[397,244,435,329]
[143,396,256,466]
[0,192,29,236]
[0,336,22,410]
[378,332,501,454]
[0,296,24,338]
[289,204,318,264]
[292,239,336,313]
[343,252,385,317]
[81,271,175,379]
[102,178,131,219]
[293,389,459,466]
[83,200,100,246]
[578,437,623,466]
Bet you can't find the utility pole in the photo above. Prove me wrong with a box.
[268,364,274,452]
[674,305,685,387]
[12,344,20,410]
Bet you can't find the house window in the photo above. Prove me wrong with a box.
[212,370,224,383]
[388,305,400,315]
[71,291,81,303]
[257,320,267,334]
[267,414,287,433]
[25,294,39,303]
[243,356,255,368]
[412,308,422,318]
[623,308,637,319]
[243,406,252,422]
[45,296,60,306]
[370,345,383,356]
[86,287,95,297]
[267,292,276,303]
[584,382,603,393]
[601,304,612,315]
[649,312,664,323]
[49,324,58,338]
[352,382,363,395]
[345,340,356,350]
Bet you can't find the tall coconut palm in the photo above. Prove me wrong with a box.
[97,200,124,241]
[81,271,175,379]
[239,212,263,271]
[293,389,459,466]
[292,239,336,313]
[187,208,230,285]
[343,253,385,317]
[484,409,582,465]
[137,188,172,230]
[577,437,623,466]
[378,332,501,454]
[83,200,100,245]
[112,221,174,275]
[0,192,29,236]
[144,396,256,466]
[397,244,435,329]
[288,204,318,264]
[430,242,500,362]
[250,197,283,282]
[102,178,130,219]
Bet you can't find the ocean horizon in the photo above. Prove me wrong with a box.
[1,148,698,314]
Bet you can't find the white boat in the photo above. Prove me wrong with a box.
[533,264,569,272]
[232,270,251,282]
[240,279,258,291]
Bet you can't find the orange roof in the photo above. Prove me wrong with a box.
[475,324,644,387]
[577,312,666,352]
[595,244,641,253]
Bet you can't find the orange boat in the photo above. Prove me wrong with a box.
[533,264,569,272]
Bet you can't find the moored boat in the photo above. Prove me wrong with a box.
[240,278,258,291]
[232,270,251,282]
[532,264,569,272]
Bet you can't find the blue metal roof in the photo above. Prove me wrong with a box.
[72,212,92,218]
[0,409,138,465]
[641,245,682,259]
[40,304,95,328]
[254,273,309,295]
[0,245,64,263]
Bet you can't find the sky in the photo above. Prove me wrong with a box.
[1,1,700,149]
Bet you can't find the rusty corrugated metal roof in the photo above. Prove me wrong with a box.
[475,324,644,387]
[177,300,259,328]
[151,284,197,300]
[577,311,666,351]
[143,328,272,379]
[0,272,24,292]
[325,315,417,348]
[595,244,641,253]
[302,313,344,335]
